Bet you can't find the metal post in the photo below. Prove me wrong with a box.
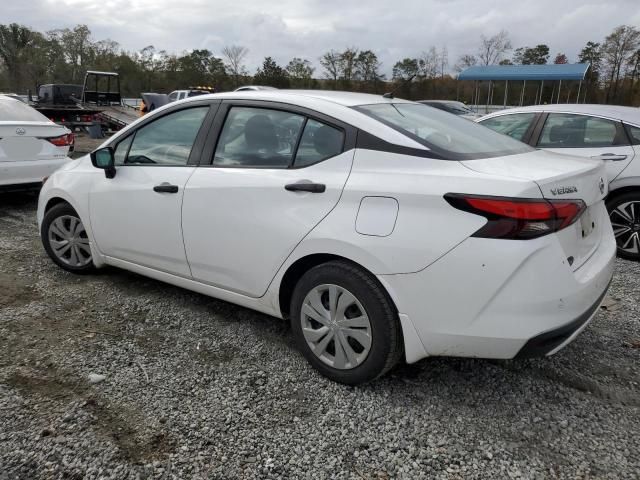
[557,80,562,103]
[539,80,544,104]
[503,80,508,107]
[576,80,582,103]
[486,80,491,114]
[520,80,526,106]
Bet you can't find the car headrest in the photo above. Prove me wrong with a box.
[245,114,278,151]
[313,125,342,156]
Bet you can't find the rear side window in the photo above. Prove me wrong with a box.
[125,107,208,166]
[479,113,536,142]
[625,124,640,145]
[537,113,625,148]
[0,98,49,122]
[294,119,344,167]
[355,103,532,160]
[213,107,306,168]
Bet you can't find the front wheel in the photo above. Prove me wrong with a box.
[607,192,640,261]
[41,202,95,273]
[290,260,403,385]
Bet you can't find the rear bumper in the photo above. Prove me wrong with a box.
[378,214,616,363]
[0,158,69,187]
[514,280,610,358]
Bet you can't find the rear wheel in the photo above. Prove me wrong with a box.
[41,203,95,273]
[607,191,640,261]
[290,260,402,385]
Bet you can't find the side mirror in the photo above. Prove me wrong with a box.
[90,147,116,179]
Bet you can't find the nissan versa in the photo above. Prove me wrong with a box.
[37,91,616,385]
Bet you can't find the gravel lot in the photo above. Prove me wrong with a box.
[1,191,639,479]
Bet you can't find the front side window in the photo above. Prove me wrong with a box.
[113,134,133,166]
[537,113,624,148]
[214,107,305,168]
[355,103,532,160]
[479,113,537,142]
[124,107,208,166]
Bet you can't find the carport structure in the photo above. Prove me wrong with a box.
[458,63,591,110]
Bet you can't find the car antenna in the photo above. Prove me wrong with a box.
[383,74,416,99]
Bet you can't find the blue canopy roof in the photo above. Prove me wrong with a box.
[458,63,590,81]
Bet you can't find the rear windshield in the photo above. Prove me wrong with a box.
[355,103,533,160]
[0,98,49,122]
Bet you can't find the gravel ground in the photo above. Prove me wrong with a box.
[0,191,639,479]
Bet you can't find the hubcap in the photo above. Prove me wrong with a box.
[300,284,372,370]
[48,215,92,267]
[610,201,640,255]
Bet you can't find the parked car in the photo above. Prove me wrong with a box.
[477,104,640,260]
[234,86,278,92]
[418,100,481,119]
[1,95,74,190]
[38,91,614,384]
[168,87,215,102]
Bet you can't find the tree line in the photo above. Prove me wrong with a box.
[0,23,638,106]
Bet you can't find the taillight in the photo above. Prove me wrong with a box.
[45,133,75,147]
[445,193,586,240]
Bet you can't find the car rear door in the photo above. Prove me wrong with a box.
[533,112,635,182]
[181,101,356,297]
[89,102,215,276]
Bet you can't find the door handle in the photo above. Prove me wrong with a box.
[285,182,326,193]
[153,183,179,193]
[594,153,628,162]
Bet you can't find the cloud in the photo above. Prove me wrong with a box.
[5,0,640,75]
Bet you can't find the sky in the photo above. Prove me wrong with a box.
[5,0,640,76]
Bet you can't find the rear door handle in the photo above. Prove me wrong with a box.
[594,153,628,161]
[153,183,179,193]
[285,182,326,193]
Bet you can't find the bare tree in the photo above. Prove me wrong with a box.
[320,50,341,88]
[419,47,439,79]
[222,45,249,88]
[453,54,477,73]
[477,30,512,65]
[602,25,640,102]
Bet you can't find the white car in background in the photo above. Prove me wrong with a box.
[478,104,640,260]
[38,91,614,384]
[1,95,74,190]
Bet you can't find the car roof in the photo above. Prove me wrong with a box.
[110,90,427,152]
[480,103,640,126]
[203,89,413,107]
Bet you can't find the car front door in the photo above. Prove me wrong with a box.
[89,103,213,276]
[182,102,356,297]
[534,112,635,182]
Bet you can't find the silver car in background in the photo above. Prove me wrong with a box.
[478,104,640,260]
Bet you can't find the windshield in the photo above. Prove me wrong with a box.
[442,102,474,115]
[0,98,49,122]
[355,103,533,160]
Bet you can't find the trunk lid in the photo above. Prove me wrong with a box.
[461,150,609,272]
[461,149,607,206]
[0,121,69,162]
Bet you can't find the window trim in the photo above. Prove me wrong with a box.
[200,100,356,169]
[105,100,219,167]
[533,112,630,149]
[623,122,640,146]
[478,111,542,144]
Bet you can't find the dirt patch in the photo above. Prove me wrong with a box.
[0,273,38,307]
[5,370,173,463]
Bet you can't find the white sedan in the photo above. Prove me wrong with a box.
[37,90,615,384]
[478,104,640,260]
[0,95,74,190]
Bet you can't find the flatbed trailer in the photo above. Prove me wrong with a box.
[82,71,138,131]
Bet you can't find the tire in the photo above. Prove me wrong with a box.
[41,202,95,274]
[606,191,640,261]
[290,260,403,385]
